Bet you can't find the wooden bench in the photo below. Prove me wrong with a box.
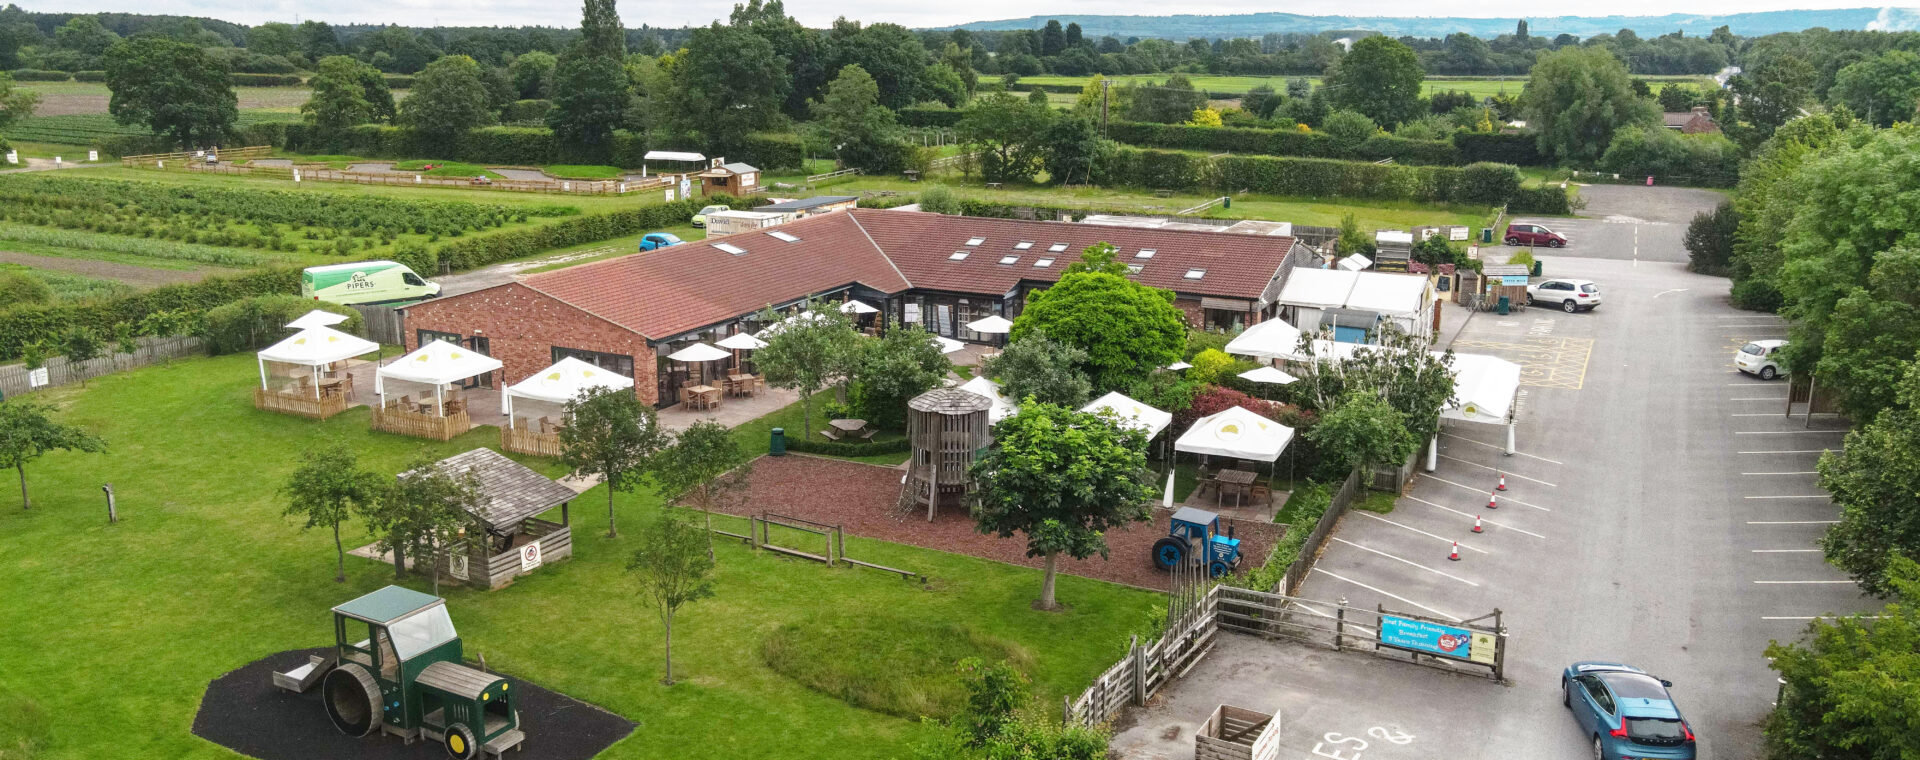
[857,429,877,440]
[819,428,843,441]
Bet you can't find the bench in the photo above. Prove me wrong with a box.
[857,429,877,440]
[819,429,843,441]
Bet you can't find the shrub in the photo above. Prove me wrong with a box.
[201,295,363,354]
[0,268,301,361]
[1453,131,1547,166]
[1105,120,1459,166]
[1097,148,1528,207]
[383,75,415,89]
[7,69,70,81]
[230,73,303,87]
[1508,184,1572,215]
[0,271,53,308]
[501,99,553,124]
[1685,202,1739,275]
[780,436,910,458]
[917,185,959,214]
[71,70,105,82]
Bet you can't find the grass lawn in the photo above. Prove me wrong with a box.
[544,164,626,179]
[394,159,504,179]
[0,352,1156,759]
[729,395,912,466]
[1017,73,1712,98]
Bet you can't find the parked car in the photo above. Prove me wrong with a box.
[1736,339,1788,380]
[1505,223,1568,248]
[639,232,684,252]
[690,204,729,228]
[301,261,439,305]
[1562,662,1697,760]
[1528,278,1602,313]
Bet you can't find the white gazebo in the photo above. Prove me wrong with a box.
[1224,319,1305,361]
[254,326,379,418]
[1425,352,1524,468]
[1082,391,1172,440]
[285,309,350,330]
[373,339,503,439]
[500,357,636,456]
[958,376,1019,424]
[1175,405,1297,500]
[838,299,879,315]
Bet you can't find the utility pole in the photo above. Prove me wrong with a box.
[1100,79,1112,138]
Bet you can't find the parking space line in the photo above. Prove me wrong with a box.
[1752,549,1822,553]
[1311,568,1462,622]
[1354,511,1489,554]
[1732,413,1789,417]
[1739,450,1832,455]
[1744,495,1830,500]
[1763,616,1879,621]
[1434,453,1558,487]
[1748,520,1840,525]
[1329,537,1479,586]
[1440,432,1564,465]
[1729,397,1788,402]
[1425,474,1553,511]
[1406,496,1546,538]
[1294,602,1379,634]
[1736,430,1849,435]
[1754,580,1854,585]
[1742,471,1817,476]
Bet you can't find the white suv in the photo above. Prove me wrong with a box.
[1528,278,1602,313]
[1736,339,1787,380]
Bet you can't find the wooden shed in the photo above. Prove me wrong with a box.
[415,448,577,590]
[899,388,992,522]
[699,158,761,197]
[1479,264,1532,310]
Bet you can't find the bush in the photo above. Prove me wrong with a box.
[71,70,105,82]
[231,73,303,87]
[1453,131,1548,166]
[1731,279,1785,312]
[275,123,803,170]
[1095,148,1529,208]
[200,295,362,354]
[781,436,910,458]
[918,185,959,214]
[1508,184,1572,215]
[1106,120,1460,166]
[0,271,52,308]
[1599,126,1740,187]
[383,75,415,89]
[0,268,301,361]
[7,69,71,81]
[1685,202,1739,275]
[501,99,552,124]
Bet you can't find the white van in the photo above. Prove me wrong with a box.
[301,261,440,306]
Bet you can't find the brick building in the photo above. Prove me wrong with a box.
[402,208,1311,407]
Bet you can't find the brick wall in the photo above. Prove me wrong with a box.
[1174,298,1204,326]
[402,283,661,405]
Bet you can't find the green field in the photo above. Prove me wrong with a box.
[5,112,304,147]
[0,353,1156,759]
[1018,74,1713,98]
[0,261,134,302]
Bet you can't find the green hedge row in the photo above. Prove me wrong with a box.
[897,108,964,128]
[259,123,804,171]
[0,267,300,361]
[1453,132,1547,166]
[1508,184,1573,215]
[384,75,415,90]
[783,437,911,457]
[502,99,552,124]
[8,69,71,81]
[1106,121,1461,166]
[72,70,105,82]
[1091,148,1530,207]
[232,73,303,87]
[412,196,753,273]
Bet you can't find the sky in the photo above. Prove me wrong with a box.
[17,0,1908,30]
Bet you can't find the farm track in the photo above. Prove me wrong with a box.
[0,250,210,287]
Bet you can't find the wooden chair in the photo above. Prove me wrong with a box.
[1249,484,1274,506]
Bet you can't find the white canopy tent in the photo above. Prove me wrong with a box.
[1275,268,1360,310]
[285,309,349,330]
[965,315,1014,335]
[1275,267,1434,341]
[1175,405,1296,463]
[838,299,879,315]
[933,335,965,354]
[375,339,504,416]
[1425,352,1524,468]
[500,356,635,422]
[1346,272,1432,320]
[1224,319,1305,361]
[958,376,1019,424]
[1237,365,1299,385]
[1081,391,1172,439]
[257,326,379,398]
[1166,361,1193,370]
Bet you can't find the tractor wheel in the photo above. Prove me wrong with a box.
[1151,537,1185,571]
[1207,561,1230,579]
[323,663,383,737]
[445,723,479,759]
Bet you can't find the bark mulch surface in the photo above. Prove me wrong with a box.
[192,648,634,760]
[729,454,1282,590]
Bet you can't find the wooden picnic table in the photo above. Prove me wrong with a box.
[1213,468,1258,508]
[829,418,869,433]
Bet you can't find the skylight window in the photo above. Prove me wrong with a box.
[1047,243,1068,252]
[1136,249,1156,259]
[714,243,747,255]
[767,230,800,243]
[1127,264,1144,274]
[1034,258,1055,268]
[1013,241,1034,250]
[999,256,1019,265]
[1183,268,1206,279]
[965,237,985,246]
[949,251,970,260]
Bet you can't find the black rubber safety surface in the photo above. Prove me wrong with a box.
[192,648,635,760]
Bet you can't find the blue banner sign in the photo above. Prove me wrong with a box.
[1501,275,1530,286]
[1379,615,1476,660]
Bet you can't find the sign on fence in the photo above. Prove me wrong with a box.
[519,542,543,572]
[1501,275,1529,286]
[1380,615,1499,667]
[88,150,98,162]
[27,367,48,388]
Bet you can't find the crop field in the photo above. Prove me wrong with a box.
[16,81,373,117]
[0,260,135,302]
[4,111,304,147]
[1018,73,1713,97]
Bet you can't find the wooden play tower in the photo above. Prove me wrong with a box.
[898,387,992,521]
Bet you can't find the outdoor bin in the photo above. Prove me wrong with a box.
[1481,227,1493,244]
[1497,295,1510,315]
[1532,261,1542,277]
[770,427,787,456]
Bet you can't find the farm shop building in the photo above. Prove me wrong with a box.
[401,208,1313,407]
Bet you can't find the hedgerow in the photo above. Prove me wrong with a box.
[1106,121,1461,166]
[1092,148,1532,207]
[0,268,301,360]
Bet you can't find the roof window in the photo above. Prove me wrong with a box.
[714,243,747,255]
[1034,258,1055,268]
[949,251,970,261]
[1047,243,1068,252]
[1014,241,1034,250]
[1136,249,1156,259]
[1127,264,1144,275]
[965,237,985,246]
[999,256,1019,265]
[767,230,800,242]
[1184,268,1206,280]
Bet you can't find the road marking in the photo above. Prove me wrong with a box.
[1293,603,1379,634]
[1747,520,1839,525]
[1330,537,1480,586]
[1739,450,1832,455]
[1354,511,1489,554]
[1633,224,1639,266]
[1653,288,1689,298]
[1752,549,1822,553]
[1730,397,1788,401]
[1764,616,1880,621]
[1440,432,1564,465]
[1425,475,1553,511]
[1311,568,1462,622]
[1754,580,1854,585]
[1735,430,1848,435]
[1434,454,1558,487]
[1406,496,1545,538]
[1742,472,1817,476]
[1732,413,1789,417]
[1744,495,1830,500]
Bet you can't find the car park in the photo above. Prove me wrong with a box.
[639,232,684,252]
[1528,278,1602,313]
[1735,339,1787,380]
[1505,223,1568,247]
[690,204,729,228]
[1562,662,1697,760]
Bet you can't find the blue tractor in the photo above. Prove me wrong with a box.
[1153,507,1242,578]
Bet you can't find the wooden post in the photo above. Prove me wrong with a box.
[1129,634,1144,706]
[1492,608,1507,683]
[1333,597,1347,652]
[835,526,845,566]
[1062,695,1072,724]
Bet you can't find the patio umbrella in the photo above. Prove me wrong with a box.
[285,309,349,330]
[838,300,879,315]
[965,315,1014,334]
[1238,365,1299,385]
[1163,471,1176,509]
[668,343,730,387]
[1166,361,1193,370]
[716,331,768,375]
[933,335,965,354]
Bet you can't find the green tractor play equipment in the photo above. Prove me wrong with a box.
[281,586,525,758]
[1152,507,1242,578]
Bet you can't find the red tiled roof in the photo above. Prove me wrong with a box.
[522,211,908,339]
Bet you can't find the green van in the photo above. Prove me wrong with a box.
[301,261,441,305]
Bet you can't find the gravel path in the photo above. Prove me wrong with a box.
[723,455,1282,590]
[0,250,209,287]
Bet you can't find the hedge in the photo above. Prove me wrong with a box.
[419,196,754,272]
[72,71,105,82]
[1092,148,1531,207]
[783,437,911,457]
[897,108,964,128]
[384,75,415,89]
[273,124,804,171]
[0,267,301,361]
[1509,184,1573,215]
[502,99,552,124]
[1106,121,1461,166]
[1453,132,1548,166]
[231,73,303,87]
[8,69,71,81]
[201,295,362,354]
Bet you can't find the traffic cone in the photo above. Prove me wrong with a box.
[1472,515,1485,533]
[1448,542,1461,561]
[1497,474,1508,492]
[1487,492,1499,510]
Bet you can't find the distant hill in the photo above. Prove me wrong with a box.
[945,8,1918,39]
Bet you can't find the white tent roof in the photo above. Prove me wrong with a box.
[1224,319,1305,360]
[934,335,965,354]
[839,299,879,315]
[1174,406,1295,462]
[966,315,1014,334]
[286,309,349,330]
[258,326,378,366]
[505,356,635,404]
[1346,272,1430,317]
[1238,365,1299,385]
[377,339,503,387]
[1167,361,1192,370]
[1442,352,1522,425]
[644,150,706,162]
[1275,268,1360,309]
[716,332,768,350]
[958,376,1019,423]
[1081,391,1171,439]
[667,343,730,362]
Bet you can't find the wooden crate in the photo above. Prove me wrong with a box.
[1195,704,1279,760]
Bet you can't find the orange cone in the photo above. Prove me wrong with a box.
[1472,515,1484,533]
[1448,542,1461,561]
[1497,474,1508,492]
[1487,492,1499,510]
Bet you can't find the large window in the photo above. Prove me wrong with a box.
[551,346,634,378]
[418,329,462,347]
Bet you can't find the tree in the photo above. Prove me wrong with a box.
[650,420,752,560]
[548,52,629,150]
[61,326,101,387]
[281,441,383,582]
[1320,109,1378,149]
[1818,359,1920,594]
[1040,20,1065,57]
[576,0,626,59]
[400,55,495,142]
[559,386,671,538]
[1125,74,1205,124]
[980,328,1092,408]
[1323,36,1424,127]
[1241,84,1282,120]
[1038,113,1104,186]
[372,456,484,594]
[247,22,298,58]
[754,303,862,442]
[1521,46,1656,164]
[1308,390,1416,474]
[508,50,557,99]
[54,16,118,59]
[1013,244,1187,392]
[1732,54,1816,141]
[0,399,106,510]
[667,23,789,155]
[110,323,136,371]
[627,513,716,685]
[732,0,828,117]
[849,324,949,430]
[301,55,379,133]
[1293,325,1456,448]
[1185,107,1222,127]
[812,64,904,173]
[0,270,49,308]
[1763,555,1920,759]
[1684,202,1739,275]
[1830,50,1920,128]
[295,20,341,60]
[0,71,40,132]
[103,37,238,148]
[957,91,1055,183]
[355,64,398,124]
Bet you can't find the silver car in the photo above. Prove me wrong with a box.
[1528,278,1602,313]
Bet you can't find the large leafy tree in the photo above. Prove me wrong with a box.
[979,328,1092,409]
[970,402,1154,610]
[730,0,827,118]
[1818,359,1920,594]
[1323,35,1425,127]
[399,54,495,143]
[1293,324,1456,447]
[0,399,106,510]
[1829,50,1920,128]
[371,457,484,594]
[1732,54,1816,142]
[812,64,903,173]
[1684,201,1740,275]
[1011,244,1186,392]
[754,304,863,441]
[1763,555,1920,759]
[667,23,789,155]
[849,324,949,431]
[650,420,752,560]
[1124,74,1205,124]
[0,71,40,132]
[103,37,238,148]
[302,55,381,133]
[577,0,626,59]
[1727,113,1847,312]
[826,20,929,110]
[508,50,557,99]
[1308,390,1417,475]
[1521,46,1656,164]
[247,22,298,58]
[628,513,716,685]
[549,0,629,151]
[956,92,1055,183]
[281,441,384,582]
[1039,114,1104,186]
[559,386,671,538]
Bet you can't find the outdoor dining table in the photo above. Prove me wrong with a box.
[726,374,757,397]
[1213,468,1259,508]
[829,418,869,434]
[683,385,721,410]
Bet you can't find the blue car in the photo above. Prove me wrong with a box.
[1562,662,1697,759]
[639,232,684,252]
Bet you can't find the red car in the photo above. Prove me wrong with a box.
[1504,223,1567,248]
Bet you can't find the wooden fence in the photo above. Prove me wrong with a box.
[1278,467,1364,596]
[500,426,562,458]
[254,387,352,419]
[370,405,472,441]
[476,519,572,590]
[119,146,272,167]
[1065,552,1216,726]
[351,303,407,344]
[0,336,201,398]
[709,512,924,582]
